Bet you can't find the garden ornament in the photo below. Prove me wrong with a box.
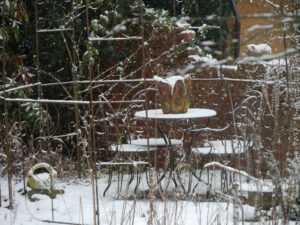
[154,74,191,114]
[27,162,57,191]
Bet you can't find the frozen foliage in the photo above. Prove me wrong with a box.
[180,29,195,35]
[175,18,191,28]
[189,54,218,64]
[188,54,202,62]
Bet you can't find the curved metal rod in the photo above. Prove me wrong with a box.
[156,125,170,146]
[175,170,186,195]
[188,123,232,135]
[103,172,112,197]
[134,170,141,194]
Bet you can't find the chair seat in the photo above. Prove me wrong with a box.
[192,140,245,155]
[98,161,148,166]
[130,138,182,147]
[110,144,158,153]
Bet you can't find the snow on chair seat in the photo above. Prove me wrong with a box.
[192,140,245,155]
[130,138,182,147]
[110,144,158,153]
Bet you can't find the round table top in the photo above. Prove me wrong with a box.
[134,108,217,120]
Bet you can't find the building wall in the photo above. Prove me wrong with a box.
[227,0,295,57]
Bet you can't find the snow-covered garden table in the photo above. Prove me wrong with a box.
[134,108,217,194]
[135,108,216,144]
[134,108,216,120]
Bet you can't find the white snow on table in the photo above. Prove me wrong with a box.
[134,108,216,120]
[192,140,244,155]
[130,138,182,146]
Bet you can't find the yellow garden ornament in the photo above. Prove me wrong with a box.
[154,75,191,114]
[27,163,57,191]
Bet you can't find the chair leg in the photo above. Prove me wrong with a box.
[221,169,225,191]
[175,170,186,195]
[123,168,134,196]
[120,171,124,194]
[156,169,165,193]
[192,182,199,194]
[145,168,151,188]
[171,171,178,188]
[117,170,122,195]
[103,172,112,197]
[134,170,141,194]
[128,171,134,187]
[186,170,193,195]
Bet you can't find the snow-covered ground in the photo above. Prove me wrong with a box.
[0,170,297,225]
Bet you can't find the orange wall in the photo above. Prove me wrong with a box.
[228,0,295,57]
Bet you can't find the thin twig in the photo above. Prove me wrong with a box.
[37,28,73,33]
[89,36,142,41]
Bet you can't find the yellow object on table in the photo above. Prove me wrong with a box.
[154,75,191,114]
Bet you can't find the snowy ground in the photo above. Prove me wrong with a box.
[0,170,297,225]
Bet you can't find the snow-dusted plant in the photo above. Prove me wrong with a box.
[145,8,174,32]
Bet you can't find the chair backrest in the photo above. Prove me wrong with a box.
[95,87,157,152]
[193,139,246,156]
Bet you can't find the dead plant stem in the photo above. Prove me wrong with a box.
[2,8,13,209]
